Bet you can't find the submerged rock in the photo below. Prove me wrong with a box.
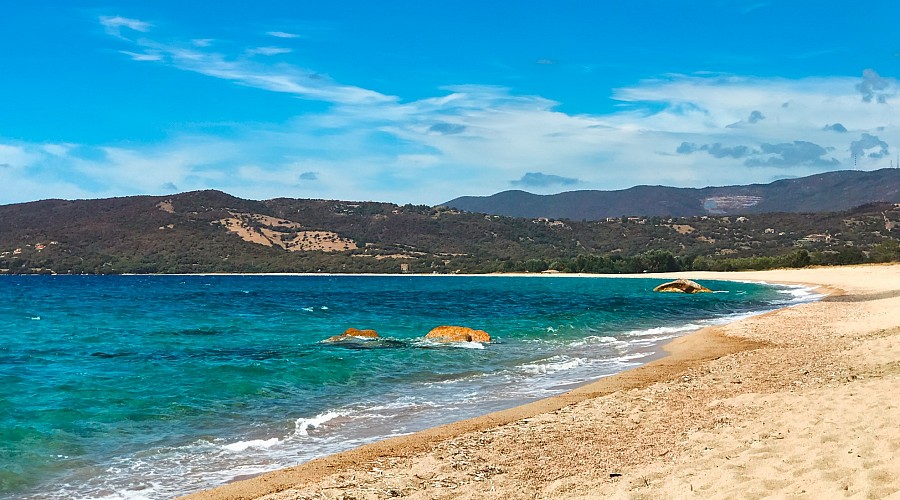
[653,279,713,294]
[325,328,380,342]
[425,325,491,343]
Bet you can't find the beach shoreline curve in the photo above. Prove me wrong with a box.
[183,264,900,499]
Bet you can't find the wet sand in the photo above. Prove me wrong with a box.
[184,264,900,499]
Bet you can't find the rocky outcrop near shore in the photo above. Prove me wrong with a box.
[325,328,380,342]
[425,326,491,343]
[653,279,712,294]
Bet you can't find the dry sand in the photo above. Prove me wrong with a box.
[184,264,900,500]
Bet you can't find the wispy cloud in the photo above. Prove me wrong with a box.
[99,15,150,37]
[101,17,393,105]
[266,31,301,39]
[121,50,163,62]
[511,172,580,188]
[160,48,393,104]
[246,46,293,57]
[0,144,40,169]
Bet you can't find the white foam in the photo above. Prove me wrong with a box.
[776,286,822,303]
[618,352,653,361]
[518,356,585,375]
[570,335,619,347]
[222,437,281,452]
[294,411,344,437]
[360,399,439,413]
[414,339,487,349]
[625,323,701,337]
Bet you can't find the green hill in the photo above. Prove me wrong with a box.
[1,189,899,274]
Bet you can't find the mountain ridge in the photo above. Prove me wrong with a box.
[443,168,900,220]
[1,171,899,275]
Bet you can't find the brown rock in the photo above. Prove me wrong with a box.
[324,328,379,342]
[425,326,491,343]
[653,279,713,294]
[342,328,379,338]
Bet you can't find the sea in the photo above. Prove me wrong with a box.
[0,274,819,499]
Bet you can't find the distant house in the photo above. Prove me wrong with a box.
[799,233,831,244]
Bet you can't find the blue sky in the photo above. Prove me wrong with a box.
[1,1,898,204]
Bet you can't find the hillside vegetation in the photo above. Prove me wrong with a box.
[1,189,899,274]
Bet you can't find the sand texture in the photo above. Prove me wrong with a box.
[184,264,900,499]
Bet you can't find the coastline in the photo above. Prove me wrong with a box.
[184,264,900,499]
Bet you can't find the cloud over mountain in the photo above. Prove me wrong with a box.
[511,172,580,188]
[746,141,839,167]
[851,133,889,159]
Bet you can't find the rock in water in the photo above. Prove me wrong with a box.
[425,325,491,343]
[653,279,713,294]
[342,328,379,338]
[324,327,380,342]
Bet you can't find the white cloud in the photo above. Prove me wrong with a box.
[246,46,293,57]
[103,22,394,105]
[121,50,164,62]
[41,144,73,157]
[266,31,300,39]
[9,69,900,204]
[99,15,150,37]
[158,48,392,104]
[0,144,40,169]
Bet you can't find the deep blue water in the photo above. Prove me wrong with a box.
[0,275,816,499]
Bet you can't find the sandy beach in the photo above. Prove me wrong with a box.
[184,264,900,499]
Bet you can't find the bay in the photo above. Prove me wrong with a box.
[0,275,816,499]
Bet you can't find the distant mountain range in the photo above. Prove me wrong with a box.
[443,168,900,220]
[1,170,899,274]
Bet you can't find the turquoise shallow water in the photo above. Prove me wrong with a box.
[0,275,816,498]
